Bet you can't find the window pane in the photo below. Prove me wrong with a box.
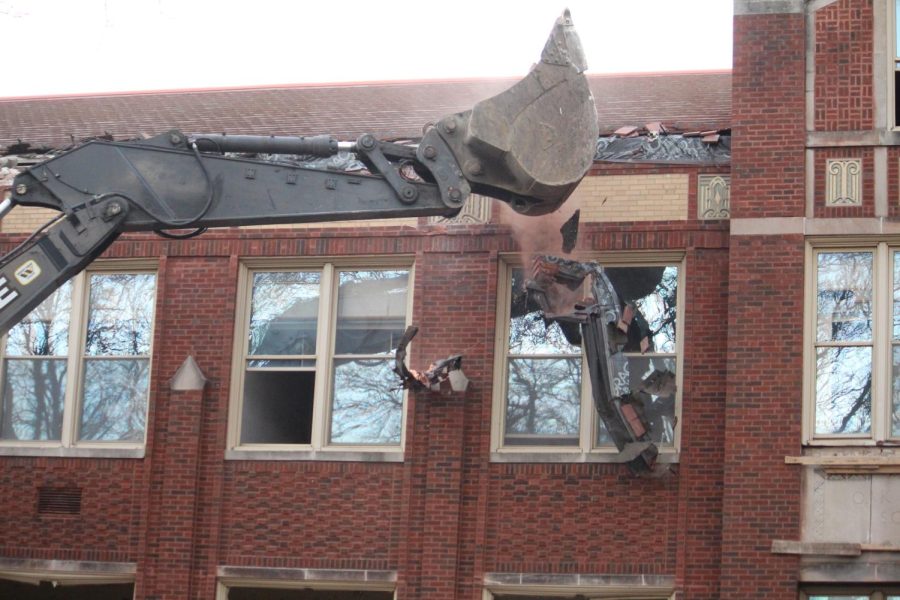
[816,346,872,434]
[334,270,408,355]
[808,596,868,600]
[240,370,315,444]
[894,251,900,339]
[5,281,71,356]
[0,358,66,441]
[79,358,149,441]
[509,267,581,354]
[606,265,678,352]
[893,345,900,438]
[505,357,581,445]
[817,252,872,343]
[249,271,320,356]
[596,356,677,447]
[330,359,402,444]
[85,273,156,356]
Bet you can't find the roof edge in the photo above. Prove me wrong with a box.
[0,69,732,103]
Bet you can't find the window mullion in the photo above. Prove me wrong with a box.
[310,263,334,450]
[580,352,592,451]
[879,244,894,442]
[61,272,87,447]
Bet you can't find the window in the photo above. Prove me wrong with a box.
[895,0,900,126]
[806,244,900,443]
[0,265,156,453]
[492,255,683,457]
[800,588,900,600]
[229,260,411,455]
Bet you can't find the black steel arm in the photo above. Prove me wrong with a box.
[0,9,598,337]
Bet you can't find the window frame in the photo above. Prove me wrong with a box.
[0,259,158,457]
[799,587,900,600]
[804,240,900,445]
[490,252,685,461]
[227,256,414,460]
[892,0,899,130]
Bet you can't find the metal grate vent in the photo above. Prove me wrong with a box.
[37,486,82,515]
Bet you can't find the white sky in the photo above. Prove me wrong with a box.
[0,0,732,98]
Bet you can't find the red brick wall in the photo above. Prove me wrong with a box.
[0,206,729,598]
[725,6,807,599]
[731,12,807,219]
[814,0,875,131]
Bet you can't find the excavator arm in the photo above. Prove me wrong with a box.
[0,10,598,336]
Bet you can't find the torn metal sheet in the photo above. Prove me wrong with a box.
[595,132,730,165]
[393,325,466,392]
[526,255,677,475]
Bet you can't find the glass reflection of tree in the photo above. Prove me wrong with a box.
[815,252,872,434]
[80,274,155,442]
[330,270,408,445]
[505,357,581,437]
[1,283,71,440]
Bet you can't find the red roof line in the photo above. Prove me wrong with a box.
[0,69,731,103]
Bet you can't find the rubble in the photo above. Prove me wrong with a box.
[393,326,467,392]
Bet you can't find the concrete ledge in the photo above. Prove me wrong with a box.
[800,555,900,582]
[772,540,862,556]
[490,450,678,464]
[0,446,144,459]
[217,566,396,585]
[0,558,136,585]
[225,449,404,462]
[735,0,803,15]
[484,571,674,591]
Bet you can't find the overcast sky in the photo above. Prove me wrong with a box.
[0,0,732,98]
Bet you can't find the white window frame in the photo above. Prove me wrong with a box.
[490,252,684,461]
[804,241,900,445]
[227,256,414,460]
[0,259,158,457]
[483,584,674,599]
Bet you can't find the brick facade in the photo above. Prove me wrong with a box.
[0,1,894,598]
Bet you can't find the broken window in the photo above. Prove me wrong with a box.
[0,265,157,451]
[495,258,681,454]
[807,245,900,443]
[233,262,410,451]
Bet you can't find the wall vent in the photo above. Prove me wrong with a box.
[37,486,82,515]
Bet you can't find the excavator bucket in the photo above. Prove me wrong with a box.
[429,9,598,215]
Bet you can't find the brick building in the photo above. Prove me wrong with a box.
[0,1,895,598]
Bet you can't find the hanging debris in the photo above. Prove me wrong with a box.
[393,326,467,392]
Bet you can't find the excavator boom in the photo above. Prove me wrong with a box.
[0,10,597,336]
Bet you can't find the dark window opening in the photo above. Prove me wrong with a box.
[0,579,133,600]
[228,588,393,600]
[240,371,315,444]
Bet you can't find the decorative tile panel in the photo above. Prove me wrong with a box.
[698,174,731,220]
[428,194,492,225]
[825,158,862,206]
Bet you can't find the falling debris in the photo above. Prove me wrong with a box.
[559,209,580,254]
[526,255,677,475]
[393,326,466,392]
